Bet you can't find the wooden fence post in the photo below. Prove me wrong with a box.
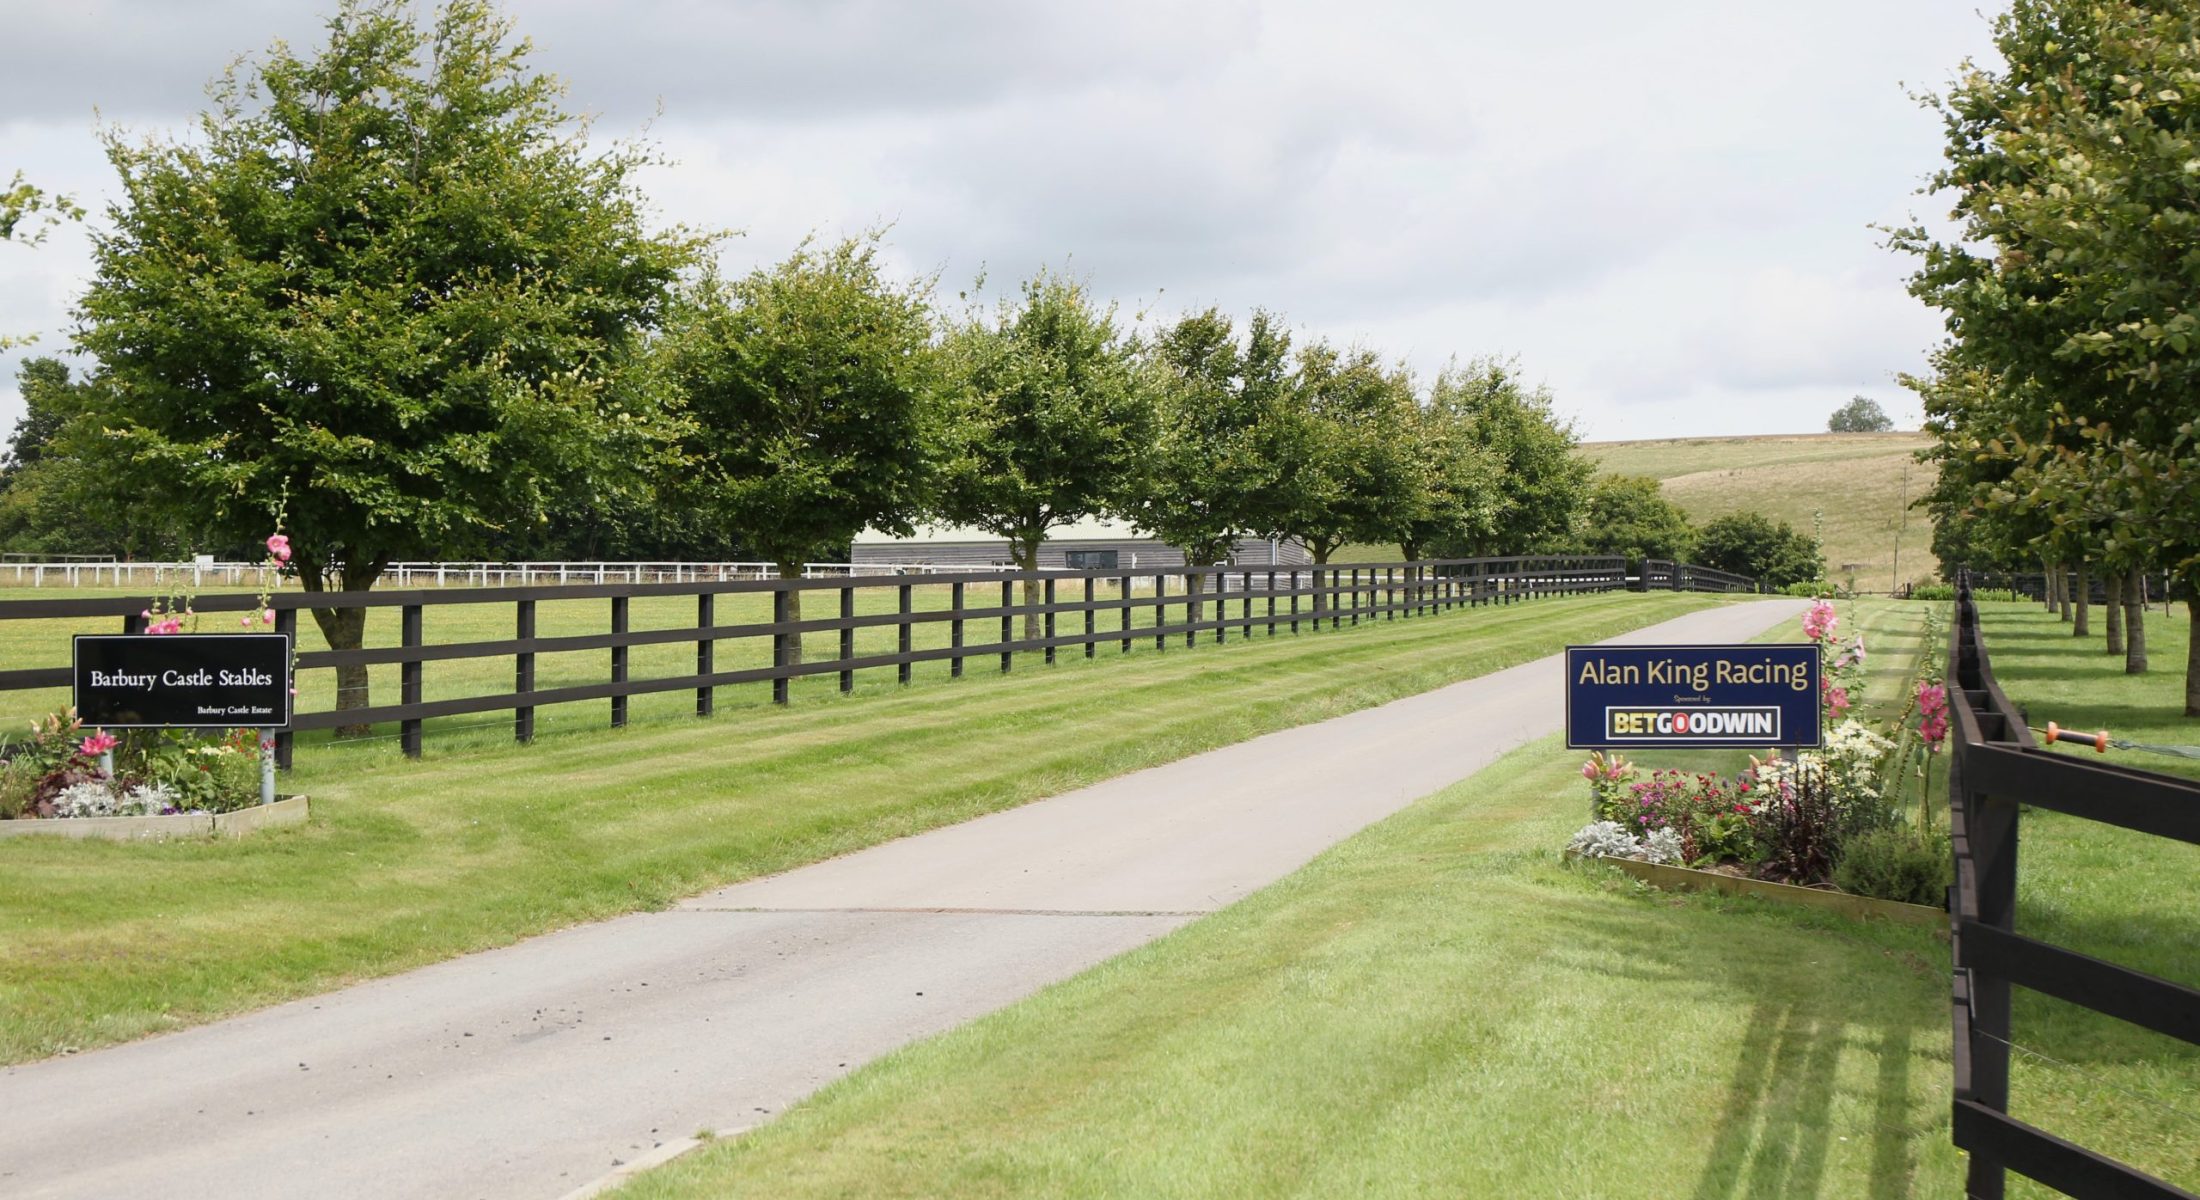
[897,584,913,684]
[951,581,965,678]
[839,586,855,694]
[1119,574,1132,653]
[518,599,538,740]
[772,587,791,705]
[609,595,629,728]
[1155,573,1168,651]
[999,579,1013,673]
[1045,577,1058,665]
[401,603,423,758]
[1083,576,1095,659]
[694,593,712,718]
[275,608,296,769]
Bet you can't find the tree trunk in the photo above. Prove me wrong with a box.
[301,555,384,738]
[2188,598,2200,718]
[1183,567,1204,631]
[2042,558,2056,610]
[2072,563,2090,637]
[1309,541,1333,617]
[2126,566,2149,674]
[2105,570,2125,656]
[2056,562,2072,622]
[776,561,804,666]
[1019,534,1043,641]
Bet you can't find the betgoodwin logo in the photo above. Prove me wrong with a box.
[1603,706,1780,741]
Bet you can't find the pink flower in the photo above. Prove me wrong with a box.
[1581,759,1600,781]
[239,616,252,628]
[266,533,291,563]
[79,730,118,757]
[1827,686,1851,716]
[1802,599,1838,642]
[262,608,276,625]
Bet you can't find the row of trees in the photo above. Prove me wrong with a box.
[2,0,1600,713]
[1896,0,2200,715]
[1568,475,1822,588]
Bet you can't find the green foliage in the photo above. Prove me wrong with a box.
[1695,511,1824,589]
[1832,826,1952,907]
[1266,341,1421,563]
[1428,359,1591,555]
[664,235,941,572]
[120,730,263,814]
[1827,396,1894,434]
[1572,474,1693,562]
[935,270,1153,567]
[1396,382,1503,561]
[1895,0,2200,708]
[72,0,706,683]
[0,358,205,557]
[1131,308,1297,566]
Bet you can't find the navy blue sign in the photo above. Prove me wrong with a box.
[73,634,292,729]
[1565,643,1820,749]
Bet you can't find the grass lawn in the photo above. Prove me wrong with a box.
[0,589,1725,1066]
[611,597,2198,1199]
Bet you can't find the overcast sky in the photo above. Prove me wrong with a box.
[0,0,1999,444]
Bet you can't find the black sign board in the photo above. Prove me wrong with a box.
[73,634,292,729]
[1564,643,1821,750]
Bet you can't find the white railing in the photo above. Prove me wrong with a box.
[0,559,1005,590]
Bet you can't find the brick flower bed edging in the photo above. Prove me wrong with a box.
[1572,852,1948,929]
[0,795,310,842]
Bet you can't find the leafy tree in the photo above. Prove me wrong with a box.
[1130,308,1297,604]
[1396,386,1502,563]
[72,0,705,724]
[1265,340,1421,567]
[1827,396,1894,433]
[1428,358,1591,556]
[935,270,1155,635]
[663,235,942,654]
[1573,475,1695,563]
[1695,511,1824,590]
[0,359,204,557]
[1894,0,2200,706]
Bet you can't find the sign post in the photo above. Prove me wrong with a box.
[1565,643,1821,751]
[72,633,294,805]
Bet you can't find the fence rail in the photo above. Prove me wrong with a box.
[1946,577,2200,1200]
[0,555,1754,767]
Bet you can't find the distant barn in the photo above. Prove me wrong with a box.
[850,517,1311,571]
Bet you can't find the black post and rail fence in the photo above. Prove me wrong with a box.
[0,554,1753,767]
[1945,576,2200,1199]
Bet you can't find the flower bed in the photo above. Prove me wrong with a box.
[1564,599,1955,908]
[1,710,270,822]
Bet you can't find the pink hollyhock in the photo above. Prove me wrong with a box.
[1827,686,1851,716]
[1802,599,1838,641]
[266,533,291,563]
[263,608,276,624]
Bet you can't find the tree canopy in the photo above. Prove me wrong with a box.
[935,270,1154,630]
[663,235,942,576]
[1572,475,1695,563]
[1895,0,2200,711]
[1827,396,1893,433]
[71,0,706,715]
[1694,511,1824,590]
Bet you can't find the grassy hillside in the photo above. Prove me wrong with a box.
[1585,432,1938,592]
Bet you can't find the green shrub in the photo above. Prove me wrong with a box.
[1908,584,2018,602]
[1832,826,1952,906]
[1779,581,1833,597]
